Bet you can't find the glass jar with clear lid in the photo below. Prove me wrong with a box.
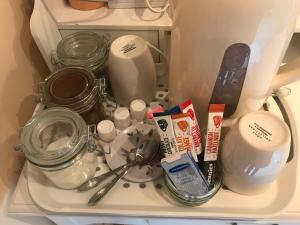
[54,32,110,78]
[18,107,98,189]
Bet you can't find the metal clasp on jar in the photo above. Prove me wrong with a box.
[87,124,103,153]
[98,77,107,101]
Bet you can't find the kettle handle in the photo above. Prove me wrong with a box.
[145,41,169,77]
[271,56,300,90]
[146,41,169,63]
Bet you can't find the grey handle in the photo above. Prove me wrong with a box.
[78,163,129,192]
[88,165,131,206]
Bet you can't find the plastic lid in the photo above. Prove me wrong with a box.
[114,107,130,120]
[130,99,146,112]
[239,111,290,151]
[20,108,87,169]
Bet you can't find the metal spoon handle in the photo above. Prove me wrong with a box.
[88,165,131,206]
[78,163,130,192]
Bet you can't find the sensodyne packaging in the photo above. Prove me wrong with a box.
[161,151,209,195]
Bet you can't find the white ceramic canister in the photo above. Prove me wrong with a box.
[18,107,98,189]
[108,35,156,106]
[169,0,300,128]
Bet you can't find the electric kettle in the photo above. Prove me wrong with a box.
[168,0,300,127]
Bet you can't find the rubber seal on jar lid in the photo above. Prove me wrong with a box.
[20,107,88,170]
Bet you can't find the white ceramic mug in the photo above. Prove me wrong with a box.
[221,111,291,195]
[109,35,156,106]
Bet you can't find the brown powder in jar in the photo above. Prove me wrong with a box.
[51,72,88,99]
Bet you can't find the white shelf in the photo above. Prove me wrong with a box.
[42,0,172,30]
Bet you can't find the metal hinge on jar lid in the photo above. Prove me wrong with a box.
[37,82,46,104]
[99,77,107,101]
[14,143,24,151]
[87,124,103,153]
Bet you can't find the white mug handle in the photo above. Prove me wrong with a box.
[222,118,239,128]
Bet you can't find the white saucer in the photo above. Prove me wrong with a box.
[103,123,163,183]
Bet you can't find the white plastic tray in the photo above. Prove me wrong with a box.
[28,94,299,219]
[27,95,299,219]
[28,147,298,220]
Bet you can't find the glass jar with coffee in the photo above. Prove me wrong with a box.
[39,67,106,125]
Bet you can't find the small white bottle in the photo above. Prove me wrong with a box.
[113,107,131,130]
[130,99,146,122]
[97,120,117,142]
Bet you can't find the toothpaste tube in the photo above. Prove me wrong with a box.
[203,104,225,187]
[180,99,202,155]
[161,151,209,196]
[146,105,164,120]
[166,105,181,115]
[146,105,165,124]
[171,113,198,162]
[153,112,178,156]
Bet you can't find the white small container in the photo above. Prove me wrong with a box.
[114,107,131,130]
[130,99,146,122]
[97,120,117,142]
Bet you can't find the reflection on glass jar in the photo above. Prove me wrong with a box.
[40,67,106,125]
[19,107,98,189]
[54,32,110,78]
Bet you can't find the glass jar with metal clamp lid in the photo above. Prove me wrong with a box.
[15,107,101,190]
[52,32,110,78]
[39,67,106,125]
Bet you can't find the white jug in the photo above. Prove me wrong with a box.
[168,0,300,127]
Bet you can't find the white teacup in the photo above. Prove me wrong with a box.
[221,111,291,195]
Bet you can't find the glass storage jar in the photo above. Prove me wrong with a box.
[18,107,98,189]
[54,32,110,78]
[39,67,106,125]
[164,173,222,206]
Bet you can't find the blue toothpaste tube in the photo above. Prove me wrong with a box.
[166,105,181,115]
